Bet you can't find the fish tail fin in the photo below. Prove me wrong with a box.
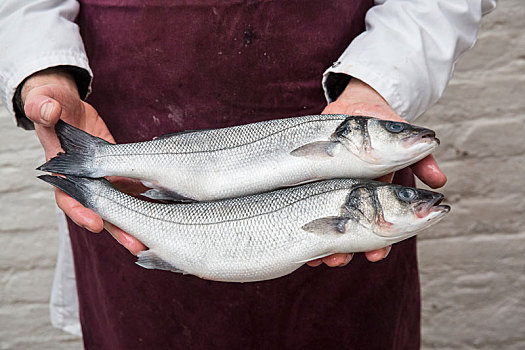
[38,174,106,209]
[36,120,110,176]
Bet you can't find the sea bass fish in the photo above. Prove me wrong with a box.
[39,175,450,282]
[38,115,439,202]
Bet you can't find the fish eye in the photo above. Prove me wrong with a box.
[385,121,405,133]
[397,188,417,202]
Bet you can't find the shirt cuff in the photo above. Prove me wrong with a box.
[323,61,403,119]
[0,50,92,129]
[321,0,487,122]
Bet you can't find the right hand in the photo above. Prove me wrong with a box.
[23,67,146,255]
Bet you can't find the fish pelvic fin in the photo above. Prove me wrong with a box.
[136,250,186,274]
[36,120,110,177]
[140,187,197,203]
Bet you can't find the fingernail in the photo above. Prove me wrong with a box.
[339,254,354,267]
[78,223,96,233]
[382,246,392,260]
[40,102,52,122]
[325,256,339,266]
[72,219,88,231]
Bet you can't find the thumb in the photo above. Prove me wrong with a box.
[24,92,63,127]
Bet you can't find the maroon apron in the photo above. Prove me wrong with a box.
[71,1,420,348]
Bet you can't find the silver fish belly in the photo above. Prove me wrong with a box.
[39,175,450,282]
[38,115,439,201]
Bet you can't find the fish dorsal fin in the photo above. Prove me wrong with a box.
[302,216,348,235]
[136,250,187,274]
[290,141,340,159]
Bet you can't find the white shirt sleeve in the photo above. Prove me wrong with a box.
[0,0,92,116]
[323,0,497,121]
[0,1,90,335]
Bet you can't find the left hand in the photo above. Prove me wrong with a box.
[307,78,447,268]
[21,67,147,255]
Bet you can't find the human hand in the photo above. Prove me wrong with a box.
[24,67,146,255]
[307,78,447,268]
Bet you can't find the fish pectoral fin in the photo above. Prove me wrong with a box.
[301,217,348,235]
[136,250,186,274]
[290,141,340,159]
[141,188,197,203]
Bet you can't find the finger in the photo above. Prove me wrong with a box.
[364,246,392,262]
[24,93,63,127]
[104,222,147,256]
[34,124,62,160]
[54,188,104,233]
[306,259,323,267]
[27,93,64,160]
[411,154,447,189]
[322,253,351,267]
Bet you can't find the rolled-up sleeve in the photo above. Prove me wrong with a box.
[323,0,497,121]
[0,0,92,118]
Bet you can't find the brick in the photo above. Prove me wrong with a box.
[419,115,525,162]
[436,156,525,197]
[453,118,525,159]
[0,115,42,153]
[419,234,525,349]
[417,194,525,240]
[0,304,82,349]
[1,268,55,303]
[0,231,58,270]
[0,190,58,233]
[418,76,525,124]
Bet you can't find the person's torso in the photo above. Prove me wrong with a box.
[78,0,373,141]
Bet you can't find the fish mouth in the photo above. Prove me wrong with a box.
[403,129,440,146]
[415,194,450,218]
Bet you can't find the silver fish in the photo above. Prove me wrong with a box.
[38,115,439,202]
[39,175,450,282]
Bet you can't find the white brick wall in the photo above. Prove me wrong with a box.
[0,112,82,348]
[417,1,525,348]
[0,1,522,348]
